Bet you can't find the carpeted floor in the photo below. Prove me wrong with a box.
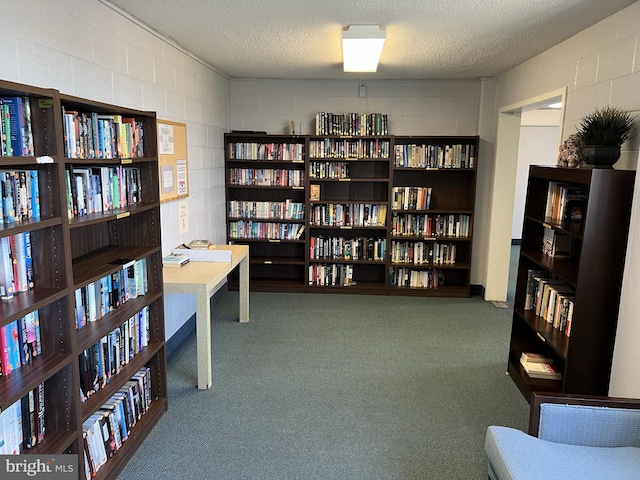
[118,286,528,479]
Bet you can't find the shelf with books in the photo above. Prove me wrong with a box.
[314,112,389,137]
[307,134,390,294]
[389,136,478,297]
[307,136,389,292]
[508,165,635,403]
[0,79,78,457]
[59,91,166,477]
[0,79,167,472]
[81,365,166,479]
[225,133,308,292]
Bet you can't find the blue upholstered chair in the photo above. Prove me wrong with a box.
[485,392,640,480]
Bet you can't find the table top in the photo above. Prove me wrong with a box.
[162,244,248,287]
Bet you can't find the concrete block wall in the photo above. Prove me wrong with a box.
[0,0,230,341]
[229,79,480,136]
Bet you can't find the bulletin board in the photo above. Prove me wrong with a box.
[158,119,189,203]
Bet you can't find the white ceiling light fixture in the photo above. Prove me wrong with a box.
[342,25,386,73]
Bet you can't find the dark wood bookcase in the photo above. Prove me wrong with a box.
[0,79,166,478]
[225,133,478,297]
[508,165,635,402]
[390,136,478,296]
[307,135,391,294]
[225,133,307,292]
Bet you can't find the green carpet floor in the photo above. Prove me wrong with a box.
[118,291,528,479]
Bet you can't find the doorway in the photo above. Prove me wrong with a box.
[484,88,567,303]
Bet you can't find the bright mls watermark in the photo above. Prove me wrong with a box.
[1,455,77,479]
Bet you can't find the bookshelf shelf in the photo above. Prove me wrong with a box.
[0,79,166,476]
[508,165,634,402]
[225,132,478,296]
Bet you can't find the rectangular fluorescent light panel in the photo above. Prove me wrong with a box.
[343,25,385,72]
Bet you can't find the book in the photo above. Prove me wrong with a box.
[520,352,554,364]
[542,226,572,257]
[187,239,212,249]
[558,186,588,222]
[310,184,320,201]
[162,253,190,268]
[534,279,566,317]
[520,358,562,380]
[524,269,546,311]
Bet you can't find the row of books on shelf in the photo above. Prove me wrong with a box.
[309,161,351,179]
[0,96,35,158]
[394,143,475,169]
[227,167,305,187]
[1,169,40,225]
[0,383,45,454]
[75,258,148,329]
[391,186,432,211]
[65,165,142,219]
[228,221,305,241]
[542,226,573,258]
[309,203,387,227]
[62,108,146,159]
[524,270,574,337]
[315,112,389,136]
[309,236,386,262]
[389,267,445,289]
[227,199,305,220]
[82,367,152,478]
[308,263,355,286]
[308,138,390,159]
[0,232,34,301]
[544,182,588,223]
[391,213,471,238]
[79,306,150,402]
[391,241,459,265]
[227,142,304,162]
[0,310,40,376]
[520,351,562,380]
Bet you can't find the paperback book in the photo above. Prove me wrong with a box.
[162,253,190,268]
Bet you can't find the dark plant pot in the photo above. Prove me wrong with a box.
[582,145,621,168]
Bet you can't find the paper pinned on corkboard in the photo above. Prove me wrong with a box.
[158,119,189,203]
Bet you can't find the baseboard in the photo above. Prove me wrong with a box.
[166,283,229,358]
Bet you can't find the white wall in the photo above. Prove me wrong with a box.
[493,1,640,396]
[512,123,560,240]
[0,0,230,341]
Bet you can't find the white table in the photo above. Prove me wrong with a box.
[163,244,249,389]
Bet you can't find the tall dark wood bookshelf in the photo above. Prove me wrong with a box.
[224,132,479,297]
[225,133,307,292]
[508,165,635,402]
[307,135,391,294]
[0,79,167,479]
[390,136,478,296]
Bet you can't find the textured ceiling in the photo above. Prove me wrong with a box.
[103,0,637,80]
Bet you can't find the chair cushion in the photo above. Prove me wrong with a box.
[539,403,640,447]
[485,426,640,480]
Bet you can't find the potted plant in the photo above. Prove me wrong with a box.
[576,106,636,167]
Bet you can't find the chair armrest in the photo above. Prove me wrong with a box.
[529,392,640,447]
[529,392,640,435]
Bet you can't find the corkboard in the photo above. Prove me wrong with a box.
[158,119,189,203]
